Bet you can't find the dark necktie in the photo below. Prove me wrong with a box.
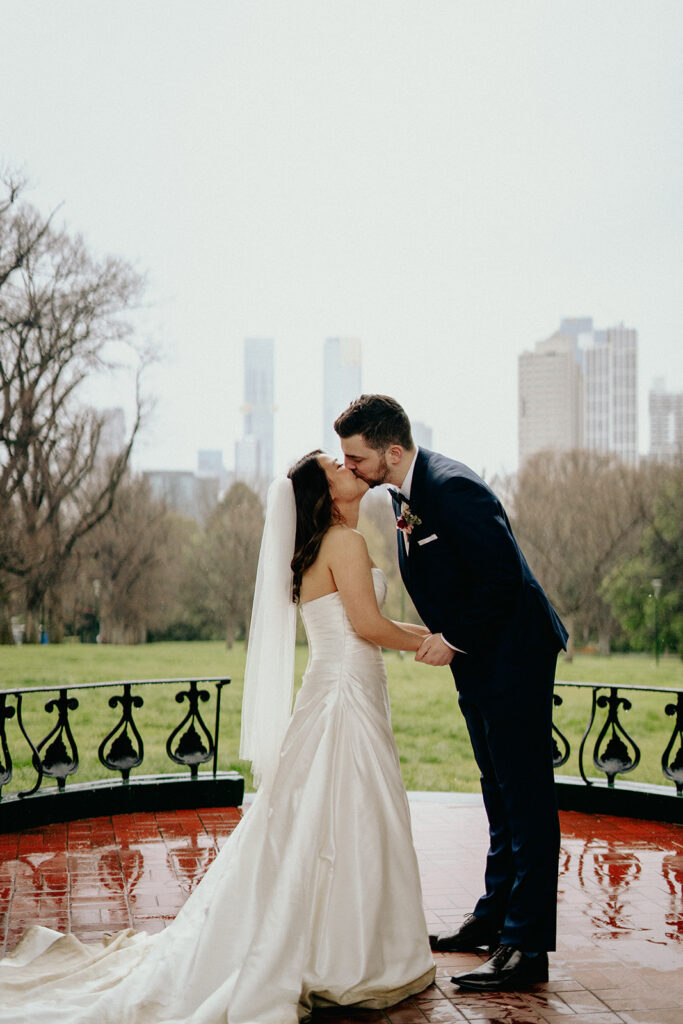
[388,488,409,506]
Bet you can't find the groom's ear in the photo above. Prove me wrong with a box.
[387,444,404,466]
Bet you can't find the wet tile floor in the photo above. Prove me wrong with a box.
[1,797,682,1024]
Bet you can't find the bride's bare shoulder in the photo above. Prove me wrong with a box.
[321,524,369,560]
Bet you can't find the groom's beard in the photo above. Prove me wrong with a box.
[355,452,390,487]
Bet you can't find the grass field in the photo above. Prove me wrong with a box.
[1,642,681,795]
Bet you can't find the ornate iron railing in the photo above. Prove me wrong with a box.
[0,678,244,832]
[1,677,681,828]
[552,681,683,820]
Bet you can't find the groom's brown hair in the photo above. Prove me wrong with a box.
[334,394,413,451]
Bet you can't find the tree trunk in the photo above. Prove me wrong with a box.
[47,589,65,644]
[597,629,611,656]
[224,618,235,649]
[24,604,40,644]
[0,599,12,644]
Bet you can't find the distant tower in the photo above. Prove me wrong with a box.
[518,318,638,466]
[518,331,584,463]
[236,338,274,486]
[323,337,362,453]
[197,449,230,498]
[583,324,638,465]
[649,379,683,461]
[197,450,224,477]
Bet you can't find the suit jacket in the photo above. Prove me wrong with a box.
[394,449,568,694]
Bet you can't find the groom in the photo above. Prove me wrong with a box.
[334,395,568,992]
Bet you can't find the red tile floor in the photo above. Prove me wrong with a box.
[1,795,682,1024]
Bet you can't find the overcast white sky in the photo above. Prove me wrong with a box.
[2,0,681,478]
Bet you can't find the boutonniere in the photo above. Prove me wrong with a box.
[397,502,422,535]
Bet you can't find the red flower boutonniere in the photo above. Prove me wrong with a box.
[397,503,422,535]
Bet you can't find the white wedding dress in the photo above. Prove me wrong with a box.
[0,569,435,1024]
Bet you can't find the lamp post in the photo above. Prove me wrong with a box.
[651,578,662,666]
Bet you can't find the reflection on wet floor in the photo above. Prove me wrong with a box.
[1,801,682,1022]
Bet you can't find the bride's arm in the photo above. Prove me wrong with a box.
[325,528,426,652]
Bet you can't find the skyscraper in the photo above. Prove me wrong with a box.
[518,319,638,466]
[197,449,231,498]
[584,324,638,465]
[235,338,274,486]
[649,379,683,461]
[518,331,583,463]
[323,337,362,454]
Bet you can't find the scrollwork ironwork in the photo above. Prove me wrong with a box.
[98,684,145,782]
[577,687,599,785]
[18,689,80,795]
[593,688,640,787]
[662,693,683,795]
[166,681,214,778]
[551,692,570,767]
[0,692,16,797]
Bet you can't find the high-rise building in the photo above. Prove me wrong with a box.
[143,470,218,523]
[197,450,224,477]
[197,449,231,498]
[323,337,362,453]
[235,436,261,482]
[649,379,683,461]
[584,325,638,465]
[518,331,583,463]
[235,338,274,486]
[518,319,638,465]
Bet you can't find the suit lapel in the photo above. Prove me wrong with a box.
[404,449,430,558]
[389,487,410,577]
[393,449,430,570]
[407,449,429,515]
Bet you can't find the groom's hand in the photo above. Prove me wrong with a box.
[415,633,456,666]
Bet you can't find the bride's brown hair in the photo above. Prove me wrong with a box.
[287,450,335,604]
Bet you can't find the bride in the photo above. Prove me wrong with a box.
[0,451,436,1024]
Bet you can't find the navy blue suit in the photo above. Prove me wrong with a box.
[393,449,568,951]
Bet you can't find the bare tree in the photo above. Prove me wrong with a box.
[509,450,652,658]
[0,171,148,641]
[192,482,264,648]
[64,474,191,644]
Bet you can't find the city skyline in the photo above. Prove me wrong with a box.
[519,318,639,466]
[112,317,678,482]
[4,2,680,479]
[132,315,676,497]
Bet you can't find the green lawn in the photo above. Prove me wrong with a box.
[1,643,681,795]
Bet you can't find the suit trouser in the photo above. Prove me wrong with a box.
[456,644,561,951]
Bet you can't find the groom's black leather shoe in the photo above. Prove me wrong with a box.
[429,914,501,953]
[451,946,549,991]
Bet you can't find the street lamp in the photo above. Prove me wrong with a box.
[651,578,662,665]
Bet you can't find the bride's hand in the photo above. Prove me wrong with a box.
[415,633,456,666]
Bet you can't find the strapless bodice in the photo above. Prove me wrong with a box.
[299,568,388,665]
